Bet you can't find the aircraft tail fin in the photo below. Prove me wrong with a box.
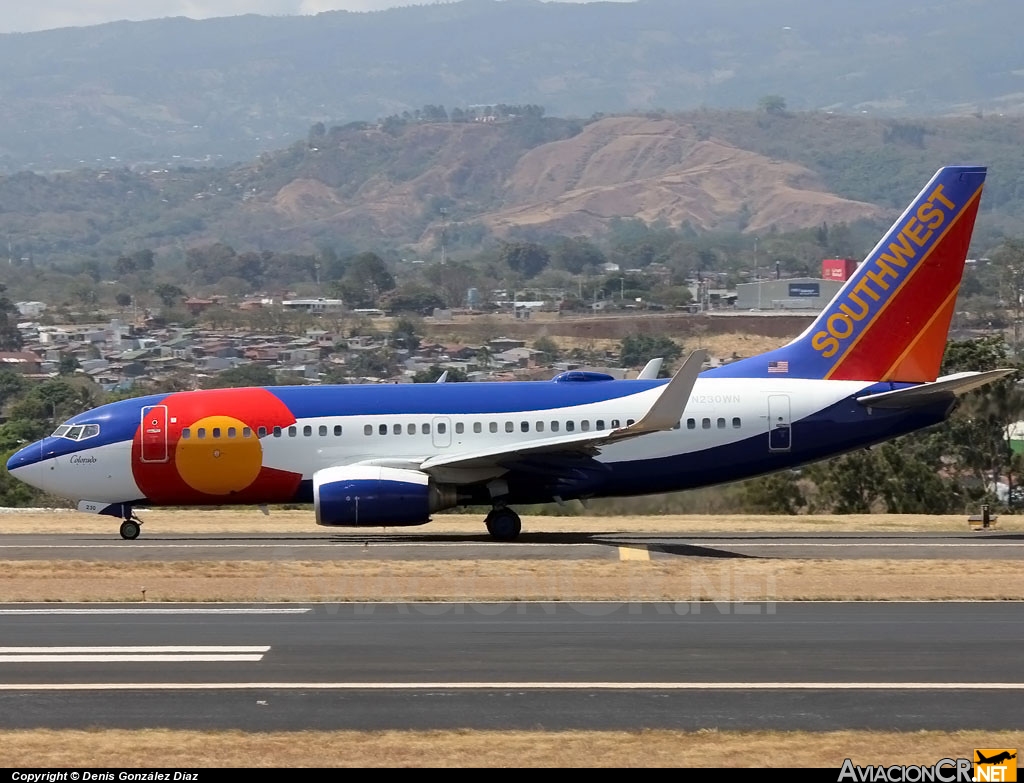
[708,165,987,382]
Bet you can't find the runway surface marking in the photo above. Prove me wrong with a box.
[0,646,271,663]
[0,608,311,615]
[618,545,650,561]
[1,681,1023,691]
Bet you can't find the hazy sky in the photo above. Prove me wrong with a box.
[0,1,615,34]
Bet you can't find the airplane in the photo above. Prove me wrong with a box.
[976,752,1016,765]
[5,165,1013,541]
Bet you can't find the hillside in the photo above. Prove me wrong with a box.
[0,112,908,267]
[0,0,1022,173]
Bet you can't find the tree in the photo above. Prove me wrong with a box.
[758,95,787,115]
[204,363,277,389]
[390,317,421,351]
[619,334,682,368]
[154,284,185,307]
[58,354,79,376]
[115,292,132,309]
[533,336,561,363]
[500,241,550,279]
[413,365,468,383]
[0,284,22,350]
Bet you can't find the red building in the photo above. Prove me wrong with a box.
[822,258,858,281]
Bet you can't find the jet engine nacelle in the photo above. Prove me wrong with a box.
[313,465,458,526]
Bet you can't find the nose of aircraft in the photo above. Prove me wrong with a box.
[6,441,43,489]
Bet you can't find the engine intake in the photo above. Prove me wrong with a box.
[313,465,458,526]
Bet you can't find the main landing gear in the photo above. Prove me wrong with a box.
[484,505,522,541]
[119,509,144,540]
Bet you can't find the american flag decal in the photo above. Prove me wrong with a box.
[768,360,789,374]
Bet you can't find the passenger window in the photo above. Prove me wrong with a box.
[438,422,447,434]
[717,418,726,429]
[228,427,237,438]
[505,421,514,433]
[596,420,604,430]
[566,421,575,432]
[379,424,387,435]
[536,421,545,432]
[732,417,741,429]
[288,426,297,437]
[611,419,620,428]
[581,420,590,432]
[687,419,695,430]
[521,421,529,433]
[364,425,372,436]
[258,426,267,437]
[455,422,464,434]
[303,425,312,437]
[335,425,343,436]
[627,419,635,426]
[181,428,191,439]
[273,426,282,438]
[407,423,416,435]
[319,425,327,437]
[243,427,252,438]
[423,423,431,434]
[198,428,206,440]
[702,418,711,429]
[551,421,560,432]
[212,427,221,439]
[473,422,482,433]
[393,423,402,435]
[489,422,498,433]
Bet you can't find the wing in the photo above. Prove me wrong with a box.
[418,349,706,475]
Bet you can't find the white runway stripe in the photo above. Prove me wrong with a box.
[0,655,266,663]
[0,646,270,653]
[0,681,1021,691]
[0,608,310,615]
[0,645,271,663]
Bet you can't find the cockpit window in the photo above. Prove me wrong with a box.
[53,423,101,441]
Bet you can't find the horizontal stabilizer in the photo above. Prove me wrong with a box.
[856,369,1015,408]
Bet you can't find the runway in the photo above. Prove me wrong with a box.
[0,601,1021,730]
[0,530,1021,560]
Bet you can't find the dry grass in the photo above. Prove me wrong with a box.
[2,508,1019,535]
[3,558,1024,602]
[0,729,1018,767]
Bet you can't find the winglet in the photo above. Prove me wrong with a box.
[435,370,448,383]
[619,349,706,435]
[637,358,663,380]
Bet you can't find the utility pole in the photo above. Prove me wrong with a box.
[755,236,761,310]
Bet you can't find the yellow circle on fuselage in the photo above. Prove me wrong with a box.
[175,415,263,495]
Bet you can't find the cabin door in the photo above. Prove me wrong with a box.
[140,405,169,463]
[767,395,792,453]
